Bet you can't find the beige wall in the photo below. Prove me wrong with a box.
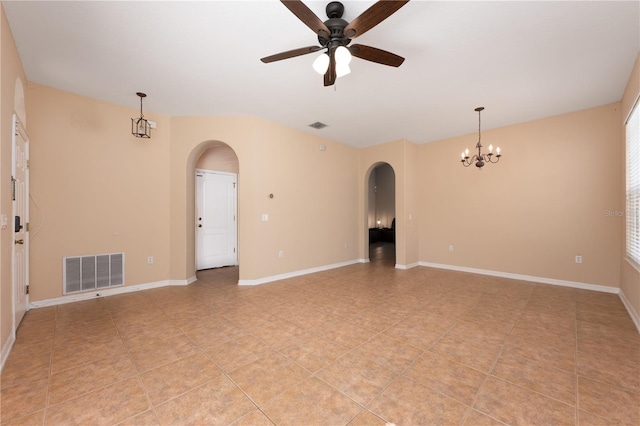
[26,84,172,301]
[419,103,623,288]
[1,4,28,359]
[169,116,360,283]
[620,53,640,319]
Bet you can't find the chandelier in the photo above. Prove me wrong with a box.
[131,92,151,138]
[461,107,501,169]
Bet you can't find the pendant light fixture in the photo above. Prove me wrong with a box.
[461,107,501,169]
[131,92,150,138]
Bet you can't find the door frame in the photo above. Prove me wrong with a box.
[11,113,29,329]
[195,168,238,270]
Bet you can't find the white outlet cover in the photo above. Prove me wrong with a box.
[262,214,268,222]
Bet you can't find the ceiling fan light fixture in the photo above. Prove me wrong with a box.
[313,53,330,74]
[335,45,352,65]
[336,62,351,78]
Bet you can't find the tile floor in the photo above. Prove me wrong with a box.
[2,247,639,425]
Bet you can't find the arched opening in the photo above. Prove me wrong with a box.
[186,141,240,282]
[365,162,396,267]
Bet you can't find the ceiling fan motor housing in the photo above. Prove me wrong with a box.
[318,1,350,49]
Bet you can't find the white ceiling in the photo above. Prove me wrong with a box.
[3,0,639,148]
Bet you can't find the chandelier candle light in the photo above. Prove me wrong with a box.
[461,107,501,169]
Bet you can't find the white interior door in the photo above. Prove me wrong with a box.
[196,170,237,270]
[12,114,29,327]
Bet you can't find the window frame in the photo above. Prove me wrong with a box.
[625,97,640,268]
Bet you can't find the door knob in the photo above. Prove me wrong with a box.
[15,239,24,245]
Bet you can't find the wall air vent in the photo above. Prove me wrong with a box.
[308,122,328,129]
[63,253,124,294]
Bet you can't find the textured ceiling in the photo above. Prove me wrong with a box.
[3,1,639,148]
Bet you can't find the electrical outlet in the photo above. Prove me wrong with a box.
[449,245,454,252]
[575,255,582,264]
[262,214,269,222]
[147,256,154,264]
[344,242,348,249]
[278,250,284,258]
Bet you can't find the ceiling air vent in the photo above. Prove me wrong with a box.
[308,122,328,129]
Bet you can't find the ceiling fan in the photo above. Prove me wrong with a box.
[261,0,409,86]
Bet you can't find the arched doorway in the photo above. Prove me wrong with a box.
[366,162,396,267]
[188,141,240,280]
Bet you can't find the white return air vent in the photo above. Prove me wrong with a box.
[63,253,124,294]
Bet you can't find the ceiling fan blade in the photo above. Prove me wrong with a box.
[344,0,409,39]
[349,44,405,67]
[281,0,330,39]
[324,53,336,86]
[261,46,323,63]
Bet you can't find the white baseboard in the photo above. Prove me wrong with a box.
[619,290,640,333]
[29,278,195,309]
[419,262,619,294]
[238,259,361,286]
[0,331,16,373]
[396,262,419,270]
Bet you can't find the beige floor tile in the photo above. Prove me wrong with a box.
[368,376,469,426]
[1,345,51,389]
[231,409,275,426]
[253,320,311,350]
[184,319,247,349]
[125,332,200,373]
[52,320,120,347]
[346,410,387,426]
[348,333,423,374]
[491,351,577,405]
[5,263,638,426]
[116,317,184,342]
[316,351,397,405]
[51,333,128,373]
[228,351,310,406]
[279,332,350,373]
[430,322,506,372]
[115,409,160,426]
[260,377,362,426]
[1,409,44,426]
[315,320,377,349]
[382,317,452,350]
[577,349,640,394]
[205,334,272,373]
[511,310,576,338]
[578,376,640,425]
[463,409,508,425]
[44,377,149,425]
[349,311,401,333]
[474,376,575,425]
[154,375,255,425]
[0,376,48,423]
[139,352,223,405]
[502,331,576,373]
[404,351,486,405]
[48,352,137,405]
[14,319,56,345]
[577,409,617,425]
